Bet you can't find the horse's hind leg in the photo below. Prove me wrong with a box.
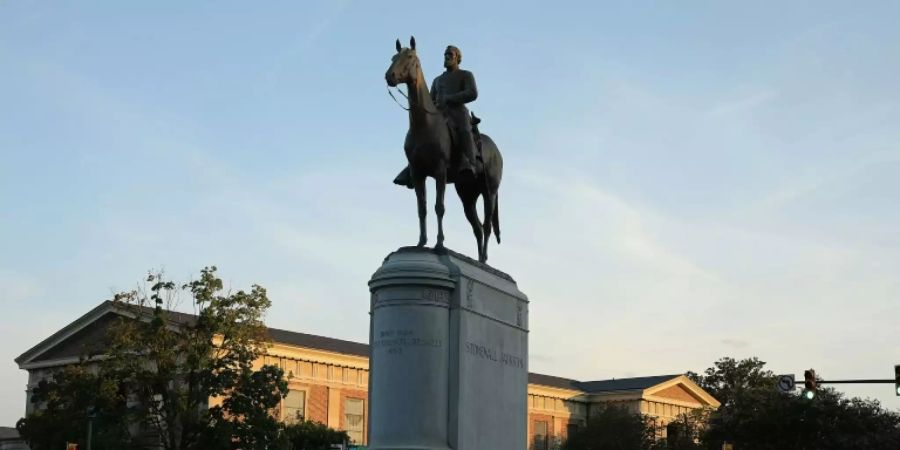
[458,185,484,261]
[414,176,427,247]
[481,190,497,263]
[434,171,447,250]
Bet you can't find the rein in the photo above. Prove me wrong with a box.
[386,60,443,116]
[387,86,443,116]
[387,86,412,111]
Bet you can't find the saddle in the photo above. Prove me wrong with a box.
[393,112,485,188]
[470,112,484,157]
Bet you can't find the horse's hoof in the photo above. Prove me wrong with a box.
[417,240,427,247]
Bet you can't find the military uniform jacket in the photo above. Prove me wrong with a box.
[430,69,478,126]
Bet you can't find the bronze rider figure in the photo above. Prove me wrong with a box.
[394,45,479,188]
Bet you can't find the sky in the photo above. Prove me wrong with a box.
[1,0,899,425]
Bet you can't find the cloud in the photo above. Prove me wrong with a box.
[260,0,354,87]
[747,150,900,218]
[0,270,43,305]
[721,339,749,349]
[706,90,777,118]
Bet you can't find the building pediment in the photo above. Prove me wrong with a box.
[526,373,720,410]
[643,375,720,408]
[15,302,126,369]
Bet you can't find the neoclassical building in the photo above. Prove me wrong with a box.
[15,301,719,448]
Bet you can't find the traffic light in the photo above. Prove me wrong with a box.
[894,365,899,396]
[803,369,817,399]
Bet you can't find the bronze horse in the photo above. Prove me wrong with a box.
[385,37,503,263]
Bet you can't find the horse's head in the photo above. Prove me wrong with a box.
[385,36,420,87]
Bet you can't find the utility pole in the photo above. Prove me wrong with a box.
[86,407,96,450]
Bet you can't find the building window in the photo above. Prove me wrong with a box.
[345,397,365,444]
[283,389,306,423]
[533,420,549,450]
[566,423,579,438]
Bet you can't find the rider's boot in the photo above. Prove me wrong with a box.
[457,158,476,180]
[457,137,478,179]
[393,166,414,189]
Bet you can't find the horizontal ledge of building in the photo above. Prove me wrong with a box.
[267,346,370,368]
[642,395,705,409]
[20,355,108,370]
[528,387,591,401]
[265,356,369,370]
[585,392,644,402]
[286,377,367,387]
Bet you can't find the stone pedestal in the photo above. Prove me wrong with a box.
[368,247,529,450]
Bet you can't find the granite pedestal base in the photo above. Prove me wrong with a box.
[367,247,529,450]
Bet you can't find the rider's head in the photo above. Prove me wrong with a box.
[444,45,461,70]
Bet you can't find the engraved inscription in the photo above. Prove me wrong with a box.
[422,288,449,303]
[373,329,442,355]
[465,341,525,369]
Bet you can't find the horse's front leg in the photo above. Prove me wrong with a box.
[414,175,427,247]
[434,170,447,250]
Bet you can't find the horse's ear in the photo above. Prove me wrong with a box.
[410,36,416,50]
[395,39,401,53]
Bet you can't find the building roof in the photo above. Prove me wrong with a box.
[527,372,583,391]
[527,373,685,393]
[267,327,369,357]
[17,302,675,380]
[15,302,718,408]
[0,426,21,441]
[16,301,371,366]
[578,374,682,393]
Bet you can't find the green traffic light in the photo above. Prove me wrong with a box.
[804,390,815,400]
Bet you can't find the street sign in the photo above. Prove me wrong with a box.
[777,374,796,393]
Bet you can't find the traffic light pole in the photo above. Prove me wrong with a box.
[819,379,895,384]
[795,365,900,397]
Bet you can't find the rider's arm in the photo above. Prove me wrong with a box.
[444,71,478,105]
[430,80,440,105]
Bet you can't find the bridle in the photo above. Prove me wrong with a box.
[386,54,442,115]
[387,85,412,111]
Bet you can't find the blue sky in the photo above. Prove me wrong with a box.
[2,1,899,425]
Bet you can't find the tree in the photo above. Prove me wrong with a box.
[18,267,289,450]
[686,357,776,409]
[279,418,349,450]
[663,411,705,450]
[563,404,658,450]
[688,356,900,450]
[16,364,137,450]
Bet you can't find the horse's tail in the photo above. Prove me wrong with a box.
[492,193,501,244]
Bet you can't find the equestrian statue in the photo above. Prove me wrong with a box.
[385,37,503,263]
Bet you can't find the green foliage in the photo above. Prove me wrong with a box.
[16,364,137,450]
[199,365,289,450]
[567,357,900,450]
[563,404,658,450]
[659,411,705,450]
[686,357,776,409]
[690,356,900,450]
[278,418,349,450]
[18,267,289,450]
